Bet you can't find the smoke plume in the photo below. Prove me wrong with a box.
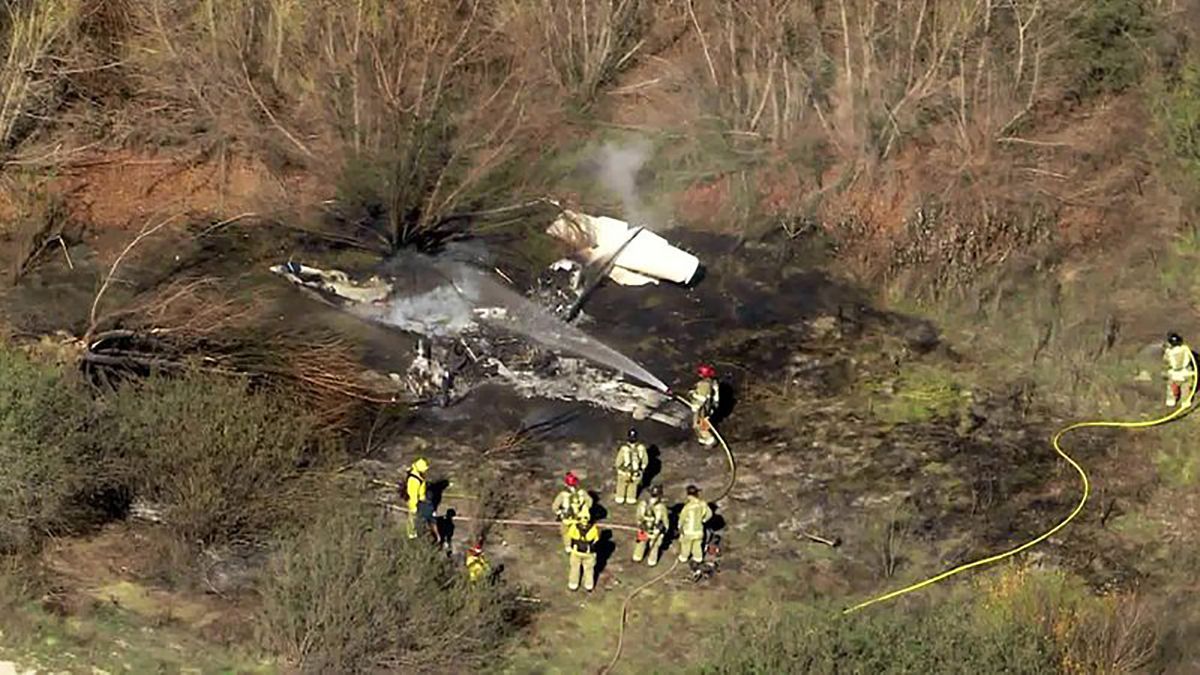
[596,139,652,226]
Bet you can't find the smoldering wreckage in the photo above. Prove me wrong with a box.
[271,207,702,428]
[97,202,738,603]
[268,206,741,595]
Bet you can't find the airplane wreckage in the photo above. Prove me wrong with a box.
[270,209,703,428]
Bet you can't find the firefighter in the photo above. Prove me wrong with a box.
[552,472,594,552]
[632,485,669,566]
[613,428,649,505]
[405,457,430,540]
[465,541,491,583]
[1164,332,1195,408]
[566,513,601,592]
[677,484,713,564]
[689,364,720,447]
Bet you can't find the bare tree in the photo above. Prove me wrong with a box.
[530,0,647,109]
[130,0,534,251]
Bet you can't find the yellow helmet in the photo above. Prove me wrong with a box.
[411,457,429,473]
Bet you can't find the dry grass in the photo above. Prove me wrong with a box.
[979,565,1160,675]
[0,0,84,149]
[76,216,401,432]
[679,0,1083,158]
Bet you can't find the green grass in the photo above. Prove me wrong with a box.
[0,600,272,673]
[1107,511,1164,545]
[868,363,966,426]
[1152,420,1200,486]
[1153,56,1200,191]
[1153,227,1200,299]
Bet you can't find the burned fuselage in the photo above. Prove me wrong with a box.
[270,259,689,427]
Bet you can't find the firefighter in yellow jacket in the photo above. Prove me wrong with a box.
[552,472,593,552]
[677,484,713,564]
[405,457,430,539]
[1164,332,1195,408]
[465,541,491,583]
[632,485,669,566]
[689,364,720,447]
[566,513,601,592]
[613,428,649,505]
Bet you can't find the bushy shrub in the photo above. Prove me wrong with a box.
[701,600,1056,674]
[706,565,1162,674]
[1069,0,1157,98]
[977,566,1160,674]
[103,373,341,544]
[258,501,525,673]
[1154,58,1200,188]
[0,346,104,553]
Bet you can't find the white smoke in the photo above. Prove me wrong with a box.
[357,284,476,337]
[596,139,653,227]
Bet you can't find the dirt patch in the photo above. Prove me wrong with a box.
[43,150,324,259]
[41,524,257,645]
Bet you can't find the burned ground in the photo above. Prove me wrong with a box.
[0,200,1184,672]
[315,228,1152,671]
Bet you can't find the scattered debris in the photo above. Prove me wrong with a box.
[271,260,686,424]
[547,210,700,286]
[531,259,584,319]
[268,262,392,306]
[490,356,689,428]
[405,340,452,403]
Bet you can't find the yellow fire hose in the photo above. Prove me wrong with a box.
[843,351,1199,614]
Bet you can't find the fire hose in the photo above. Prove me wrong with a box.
[400,404,736,675]
[598,398,736,675]
[842,350,1199,614]
[379,503,643,533]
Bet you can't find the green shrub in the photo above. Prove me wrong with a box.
[258,501,526,673]
[1069,0,1157,98]
[103,373,341,544]
[707,565,1162,674]
[1154,58,1200,187]
[701,599,1057,674]
[0,346,105,553]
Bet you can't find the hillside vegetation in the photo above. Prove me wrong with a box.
[2,0,1200,672]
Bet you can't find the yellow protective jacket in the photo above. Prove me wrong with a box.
[1165,344,1194,374]
[406,470,427,511]
[552,487,593,521]
[466,552,490,582]
[679,496,712,539]
[567,521,600,554]
[614,442,648,476]
[636,498,669,534]
[689,378,718,416]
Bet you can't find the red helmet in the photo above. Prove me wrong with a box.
[697,363,717,379]
[564,471,579,487]
[468,541,484,555]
